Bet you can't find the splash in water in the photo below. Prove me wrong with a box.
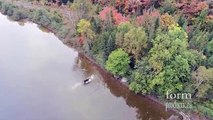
[90,74,94,79]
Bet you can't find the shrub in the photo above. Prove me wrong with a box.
[204,40,213,57]
[6,5,14,16]
[197,105,213,118]
[206,56,213,68]
[50,11,62,23]
[0,1,2,9]
[160,0,176,15]
[77,19,95,40]
[11,9,28,21]
[1,2,10,14]
[205,19,213,32]
[57,27,69,39]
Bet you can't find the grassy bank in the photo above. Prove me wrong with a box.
[0,1,69,39]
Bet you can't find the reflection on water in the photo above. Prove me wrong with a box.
[0,13,179,120]
[77,55,181,120]
[37,25,51,33]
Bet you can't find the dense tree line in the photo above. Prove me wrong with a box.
[72,0,213,118]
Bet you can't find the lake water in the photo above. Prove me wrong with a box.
[0,13,179,120]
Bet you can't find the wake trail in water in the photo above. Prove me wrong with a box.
[71,74,95,90]
[71,82,82,90]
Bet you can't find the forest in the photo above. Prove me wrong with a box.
[0,0,213,119]
[74,0,213,118]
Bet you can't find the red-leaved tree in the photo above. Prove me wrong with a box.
[99,7,129,25]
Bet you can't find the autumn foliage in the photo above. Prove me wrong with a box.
[72,0,213,118]
[95,0,159,15]
[160,13,176,28]
[136,10,160,26]
[99,7,128,25]
[176,0,209,17]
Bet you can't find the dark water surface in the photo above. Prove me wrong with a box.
[0,13,177,120]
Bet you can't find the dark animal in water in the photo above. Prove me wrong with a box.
[83,75,94,85]
[83,78,91,85]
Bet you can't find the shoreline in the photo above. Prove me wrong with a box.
[0,1,210,120]
[78,47,210,120]
[78,52,183,118]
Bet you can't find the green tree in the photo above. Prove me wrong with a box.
[115,22,134,47]
[177,15,188,30]
[206,56,213,68]
[204,40,213,57]
[149,25,193,94]
[91,17,101,33]
[160,0,176,15]
[148,25,188,72]
[192,66,213,99]
[11,9,28,21]
[0,1,2,9]
[104,34,115,61]
[101,29,116,62]
[77,19,95,40]
[130,58,154,94]
[123,27,148,60]
[70,0,97,19]
[116,23,148,60]
[92,28,116,64]
[1,2,14,16]
[105,49,130,76]
[189,30,209,52]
